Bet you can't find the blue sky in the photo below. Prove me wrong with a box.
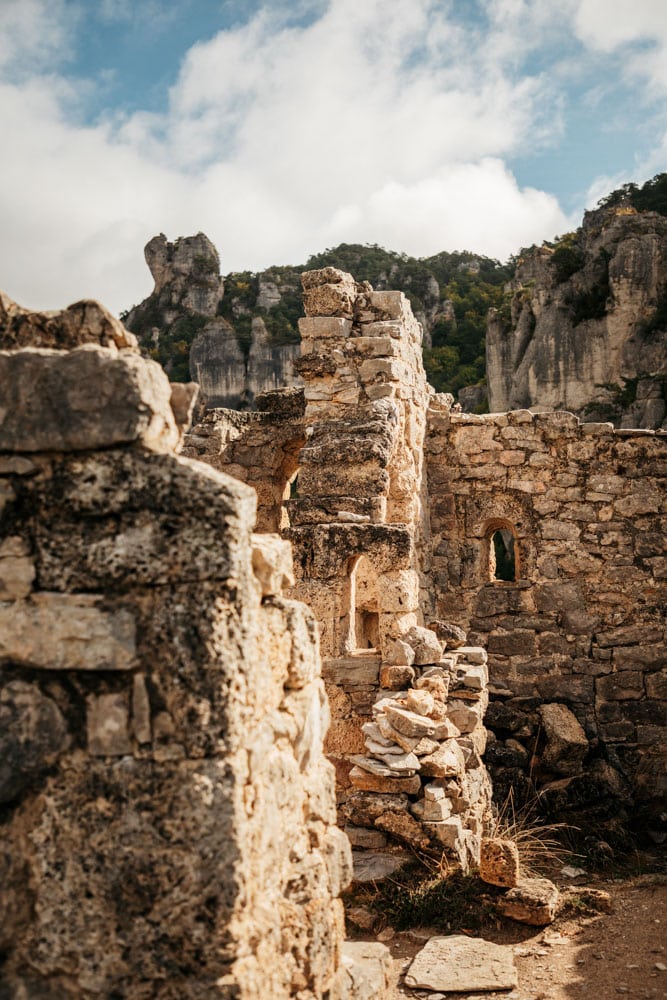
[0,0,665,313]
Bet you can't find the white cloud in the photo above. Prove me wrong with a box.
[0,0,636,315]
[0,0,77,73]
[328,160,571,261]
[573,0,667,91]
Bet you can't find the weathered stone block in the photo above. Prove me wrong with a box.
[645,671,667,700]
[251,533,295,596]
[298,316,353,339]
[424,814,464,848]
[446,697,487,733]
[379,664,415,689]
[0,594,136,671]
[405,935,518,992]
[0,292,138,351]
[374,809,430,849]
[0,347,179,453]
[613,644,665,670]
[495,876,559,925]
[385,704,436,738]
[348,766,421,794]
[0,536,35,600]
[419,741,466,778]
[32,451,257,590]
[406,688,435,716]
[0,680,70,804]
[86,692,132,756]
[376,569,420,613]
[338,941,395,1000]
[344,825,388,849]
[538,703,589,776]
[596,671,645,701]
[322,656,380,687]
[480,837,521,887]
[341,790,410,827]
[404,625,443,664]
[302,271,358,319]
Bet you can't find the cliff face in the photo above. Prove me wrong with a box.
[123,235,302,408]
[486,205,667,427]
[123,237,510,409]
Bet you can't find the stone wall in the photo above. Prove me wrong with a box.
[0,295,361,999]
[426,402,666,835]
[183,387,306,533]
[187,270,495,870]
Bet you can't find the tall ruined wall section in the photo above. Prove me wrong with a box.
[189,270,495,870]
[426,403,666,833]
[0,295,354,999]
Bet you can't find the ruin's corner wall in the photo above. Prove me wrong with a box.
[427,403,666,826]
[186,271,497,870]
[0,295,356,1000]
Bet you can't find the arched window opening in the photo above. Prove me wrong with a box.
[489,527,516,582]
[341,555,380,654]
[279,469,300,530]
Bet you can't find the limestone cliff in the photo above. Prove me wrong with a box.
[123,237,509,409]
[487,202,667,428]
[123,236,303,408]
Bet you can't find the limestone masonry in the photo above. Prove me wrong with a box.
[0,294,389,999]
[186,266,666,849]
[0,261,665,996]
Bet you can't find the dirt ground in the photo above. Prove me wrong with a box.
[351,868,667,999]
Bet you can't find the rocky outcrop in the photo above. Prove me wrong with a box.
[124,234,302,407]
[124,237,510,407]
[487,205,667,427]
[0,293,377,999]
[138,231,224,319]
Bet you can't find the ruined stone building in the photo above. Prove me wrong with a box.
[185,266,666,849]
[0,261,665,996]
[0,292,393,998]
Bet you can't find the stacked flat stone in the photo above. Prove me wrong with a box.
[344,628,493,870]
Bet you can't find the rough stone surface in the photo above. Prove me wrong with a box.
[495,876,560,925]
[351,850,410,883]
[480,837,521,887]
[0,302,354,999]
[0,596,136,672]
[486,206,667,428]
[185,269,494,867]
[0,345,180,453]
[337,942,395,1000]
[405,935,518,991]
[124,233,303,409]
[0,291,138,351]
[539,702,589,775]
[427,398,667,824]
[0,681,70,804]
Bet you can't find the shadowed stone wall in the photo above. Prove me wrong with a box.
[0,294,362,999]
[426,402,666,837]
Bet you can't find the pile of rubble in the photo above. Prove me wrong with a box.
[341,624,494,870]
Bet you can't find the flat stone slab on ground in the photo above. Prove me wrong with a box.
[351,850,411,883]
[405,935,518,992]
